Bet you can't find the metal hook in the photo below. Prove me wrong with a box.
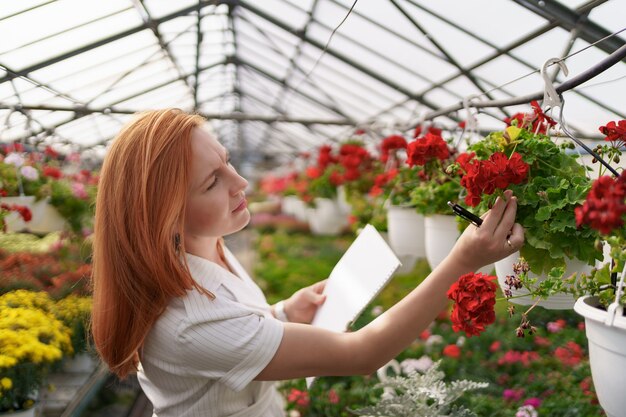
[462,94,481,134]
[540,57,569,110]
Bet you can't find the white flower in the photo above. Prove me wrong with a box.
[425,334,444,349]
[516,405,538,417]
[456,336,466,347]
[400,355,434,374]
[287,410,301,417]
[371,305,384,316]
[20,165,39,181]
[5,152,24,167]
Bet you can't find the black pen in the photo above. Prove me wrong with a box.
[447,201,483,227]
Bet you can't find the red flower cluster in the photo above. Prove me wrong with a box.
[554,341,584,367]
[317,145,337,170]
[287,388,310,407]
[575,171,626,234]
[406,132,450,167]
[338,143,372,182]
[599,119,626,145]
[380,134,407,163]
[447,272,497,337]
[1,203,32,222]
[42,165,63,179]
[413,124,442,139]
[369,169,398,197]
[504,100,556,134]
[442,344,461,358]
[497,350,540,367]
[459,152,529,206]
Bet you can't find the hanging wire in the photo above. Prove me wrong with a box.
[287,0,359,100]
[557,97,619,177]
[471,27,626,102]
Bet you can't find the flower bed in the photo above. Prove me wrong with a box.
[253,230,604,416]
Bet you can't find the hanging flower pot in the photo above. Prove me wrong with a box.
[282,196,308,222]
[386,206,425,272]
[1,196,66,233]
[307,198,347,236]
[495,251,592,309]
[424,214,458,270]
[574,295,626,417]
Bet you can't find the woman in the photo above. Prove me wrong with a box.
[92,109,524,417]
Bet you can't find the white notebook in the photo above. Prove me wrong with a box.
[306,224,401,388]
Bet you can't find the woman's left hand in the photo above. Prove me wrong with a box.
[283,280,327,324]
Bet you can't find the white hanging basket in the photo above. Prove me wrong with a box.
[1,196,66,234]
[574,265,626,417]
[281,196,308,222]
[307,198,347,236]
[424,214,459,270]
[495,251,593,309]
[386,206,425,273]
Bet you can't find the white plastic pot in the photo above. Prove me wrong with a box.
[574,295,626,417]
[307,198,347,236]
[495,251,593,309]
[424,214,458,270]
[387,205,425,265]
[1,195,66,233]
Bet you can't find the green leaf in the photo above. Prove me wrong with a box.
[535,206,552,221]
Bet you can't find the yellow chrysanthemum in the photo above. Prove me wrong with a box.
[0,377,11,390]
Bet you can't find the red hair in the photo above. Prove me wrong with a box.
[92,109,213,378]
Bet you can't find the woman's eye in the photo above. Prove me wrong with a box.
[206,177,218,191]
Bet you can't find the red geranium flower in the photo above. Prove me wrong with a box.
[380,134,407,163]
[442,344,461,358]
[575,171,626,234]
[599,119,626,146]
[447,272,498,337]
[406,133,450,167]
[42,165,63,179]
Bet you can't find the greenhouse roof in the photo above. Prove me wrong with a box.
[0,0,624,170]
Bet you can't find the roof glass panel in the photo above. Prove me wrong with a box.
[1,1,140,70]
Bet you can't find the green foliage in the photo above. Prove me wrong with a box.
[410,177,462,216]
[42,180,95,233]
[467,128,602,275]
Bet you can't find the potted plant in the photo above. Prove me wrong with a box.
[372,134,424,264]
[406,130,466,270]
[0,290,72,416]
[54,295,96,373]
[453,102,602,309]
[567,118,626,417]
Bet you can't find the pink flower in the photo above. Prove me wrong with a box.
[328,389,339,404]
[71,182,89,199]
[287,389,310,407]
[523,397,542,408]
[516,405,538,417]
[503,388,525,401]
[546,319,566,333]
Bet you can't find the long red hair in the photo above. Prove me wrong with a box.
[92,109,213,378]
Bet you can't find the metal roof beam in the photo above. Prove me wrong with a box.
[234,0,454,119]
[389,0,509,119]
[235,56,356,122]
[0,1,220,84]
[131,0,197,98]
[0,103,353,125]
[513,0,625,58]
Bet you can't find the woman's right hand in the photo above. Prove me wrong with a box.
[448,189,525,272]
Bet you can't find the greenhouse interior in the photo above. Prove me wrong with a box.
[1,0,625,416]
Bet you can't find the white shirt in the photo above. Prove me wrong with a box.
[138,247,286,417]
